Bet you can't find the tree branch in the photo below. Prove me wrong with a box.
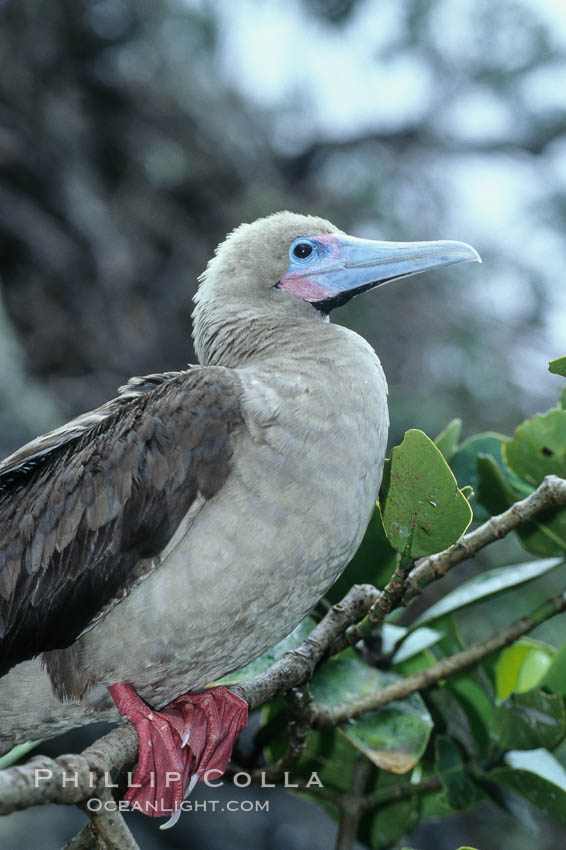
[232,583,379,710]
[403,475,566,604]
[0,724,138,815]
[1,478,565,832]
[335,758,372,850]
[75,789,140,850]
[313,591,566,728]
[0,584,378,815]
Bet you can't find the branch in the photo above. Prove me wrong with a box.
[231,583,379,710]
[313,591,566,727]
[0,724,138,816]
[341,474,566,653]
[335,759,372,850]
[0,584,378,815]
[341,546,412,649]
[73,789,140,850]
[403,475,566,604]
[1,471,565,832]
[231,685,314,784]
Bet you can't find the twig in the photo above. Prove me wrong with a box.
[63,822,107,850]
[2,472,565,827]
[77,788,140,850]
[403,475,566,604]
[335,759,372,850]
[337,475,566,655]
[248,686,313,783]
[361,775,441,810]
[313,591,566,727]
[0,724,138,816]
[295,774,442,812]
[232,583,379,710]
[342,546,411,648]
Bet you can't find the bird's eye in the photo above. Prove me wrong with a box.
[293,242,313,260]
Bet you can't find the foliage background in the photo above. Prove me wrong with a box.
[1,0,566,848]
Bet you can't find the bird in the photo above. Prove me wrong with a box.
[0,211,480,824]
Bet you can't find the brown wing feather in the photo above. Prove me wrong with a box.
[0,367,242,675]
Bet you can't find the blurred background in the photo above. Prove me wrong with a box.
[1,0,566,848]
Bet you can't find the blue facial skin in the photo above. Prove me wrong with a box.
[287,237,332,272]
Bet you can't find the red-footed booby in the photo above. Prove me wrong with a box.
[0,212,480,824]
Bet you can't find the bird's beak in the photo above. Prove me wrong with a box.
[279,234,482,313]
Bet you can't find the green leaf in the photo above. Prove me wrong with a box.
[491,689,566,750]
[380,624,442,664]
[447,673,495,756]
[477,455,566,556]
[549,356,566,378]
[434,418,462,461]
[0,740,42,770]
[426,688,478,755]
[297,728,360,794]
[381,429,472,559]
[542,641,566,695]
[367,797,418,848]
[435,736,483,810]
[450,432,530,521]
[212,617,315,684]
[503,408,566,486]
[495,638,555,701]
[327,505,397,604]
[310,653,433,774]
[489,748,566,824]
[412,558,563,627]
[393,647,438,676]
[431,617,496,753]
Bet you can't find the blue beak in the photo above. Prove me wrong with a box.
[279,233,482,312]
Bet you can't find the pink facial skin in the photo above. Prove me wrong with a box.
[277,277,330,301]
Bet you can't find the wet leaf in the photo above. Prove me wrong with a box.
[491,689,566,750]
[434,418,462,461]
[503,408,566,487]
[435,736,483,810]
[477,455,566,556]
[489,748,566,824]
[0,740,41,770]
[450,432,530,521]
[495,638,555,701]
[549,356,566,378]
[447,673,495,756]
[367,797,418,848]
[381,429,472,558]
[542,641,566,695]
[310,653,433,774]
[380,624,442,664]
[413,558,563,627]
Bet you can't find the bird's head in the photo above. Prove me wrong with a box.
[192,211,480,365]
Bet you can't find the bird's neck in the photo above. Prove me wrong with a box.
[193,309,335,369]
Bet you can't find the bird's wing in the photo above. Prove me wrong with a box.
[0,367,243,675]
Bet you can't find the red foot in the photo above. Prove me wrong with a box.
[108,682,248,824]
